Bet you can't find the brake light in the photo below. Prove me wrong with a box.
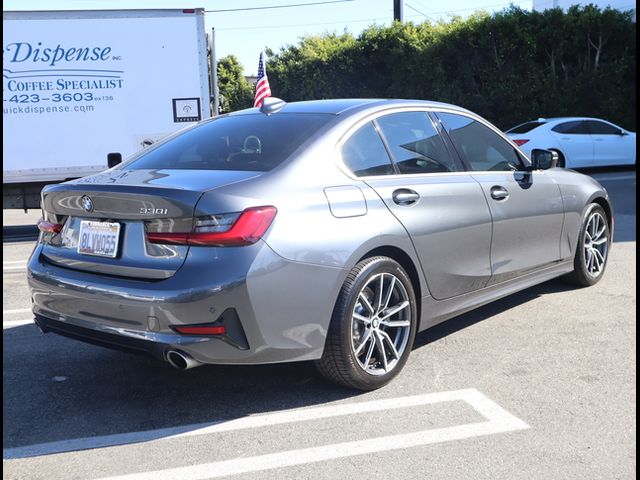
[513,139,529,146]
[37,218,63,234]
[172,325,226,335]
[146,206,277,246]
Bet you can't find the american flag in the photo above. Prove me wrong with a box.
[254,52,272,108]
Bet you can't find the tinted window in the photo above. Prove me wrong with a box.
[551,121,590,134]
[586,120,621,135]
[342,122,394,177]
[506,121,546,134]
[438,112,523,172]
[376,112,457,174]
[124,113,331,172]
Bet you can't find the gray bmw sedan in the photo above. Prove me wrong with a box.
[28,99,612,390]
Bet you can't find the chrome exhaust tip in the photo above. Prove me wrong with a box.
[166,350,202,370]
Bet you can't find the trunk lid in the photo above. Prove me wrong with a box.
[39,169,260,279]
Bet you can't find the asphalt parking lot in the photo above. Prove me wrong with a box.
[3,169,636,480]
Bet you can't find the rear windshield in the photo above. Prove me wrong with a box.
[505,121,546,134]
[123,113,332,172]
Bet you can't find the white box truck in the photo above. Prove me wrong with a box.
[3,8,212,209]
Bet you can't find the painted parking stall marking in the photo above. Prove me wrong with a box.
[4,389,529,478]
[3,319,34,329]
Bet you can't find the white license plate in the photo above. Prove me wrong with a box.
[77,221,121,258]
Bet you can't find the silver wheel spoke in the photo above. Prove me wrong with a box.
[376,274,384,312]
[592,236,607,246]
[353,312,371,324]
[380,300,409,321]
[593,249,605,270]
[374,330,388,372]
[381,319,411,328]
[363,335,375,367]
[354,329,372,356]
[358,293,375,315]
[379,330,400,360]
[382,276,396,310]
[586,250,594,272]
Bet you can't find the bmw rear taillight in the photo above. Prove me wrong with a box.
[513,139,529,146]
[37,218,63,234]
[146,206,277,246]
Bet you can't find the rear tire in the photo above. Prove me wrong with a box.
[564,204,610,287]
[315,256,417,390]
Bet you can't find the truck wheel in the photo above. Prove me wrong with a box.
[316,256,417,390]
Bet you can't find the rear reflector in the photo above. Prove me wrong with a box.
[146,206,277,246]
[172,325,226,335]
[37,218,63,234]
[513,139,530,146]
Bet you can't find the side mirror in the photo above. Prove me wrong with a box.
[531,149,558,170]
[107,152,122,168]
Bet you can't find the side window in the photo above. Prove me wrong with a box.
[586,120,621,135]
[551,121,590,134]
[438,112,524,172]
[341,122,394,177]
[376,112,458,174]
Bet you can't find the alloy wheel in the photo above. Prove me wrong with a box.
[350,273,411,376]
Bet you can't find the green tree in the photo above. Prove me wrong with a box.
[217,55,254,113]
[265,6,636,130]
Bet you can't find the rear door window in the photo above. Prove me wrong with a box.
[341,122,395,177]
[375,112,459,174]
[551,121,590,134]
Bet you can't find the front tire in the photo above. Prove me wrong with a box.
[316,256,417,390]
[564,204,610,286]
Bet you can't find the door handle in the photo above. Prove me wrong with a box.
[490,186,509,201]
[392,189,420,206]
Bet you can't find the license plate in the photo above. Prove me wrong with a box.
[77,221,121,258]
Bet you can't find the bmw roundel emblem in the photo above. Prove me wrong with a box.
[81,195,94,212]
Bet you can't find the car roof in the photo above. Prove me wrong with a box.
[537,117,611,123]
[232,98,471,116]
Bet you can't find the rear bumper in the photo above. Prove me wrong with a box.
[34,313,169,360]
[28,241,347,365]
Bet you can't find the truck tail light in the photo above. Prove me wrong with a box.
[146,206,277,246]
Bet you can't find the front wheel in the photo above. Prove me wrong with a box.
[316,256,417,390]
[564,204,610,286]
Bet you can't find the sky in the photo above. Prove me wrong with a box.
[3,0,536,75]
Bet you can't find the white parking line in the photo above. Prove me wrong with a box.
[97,389,528,480]
[4,389,529,473]
[3,319,34,329]
[2,261,28,265]
[3,266,26,271]
[3,308,31,315]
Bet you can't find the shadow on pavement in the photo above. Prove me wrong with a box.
[414,278,577,348]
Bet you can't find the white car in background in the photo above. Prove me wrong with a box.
[505,117,636,168]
